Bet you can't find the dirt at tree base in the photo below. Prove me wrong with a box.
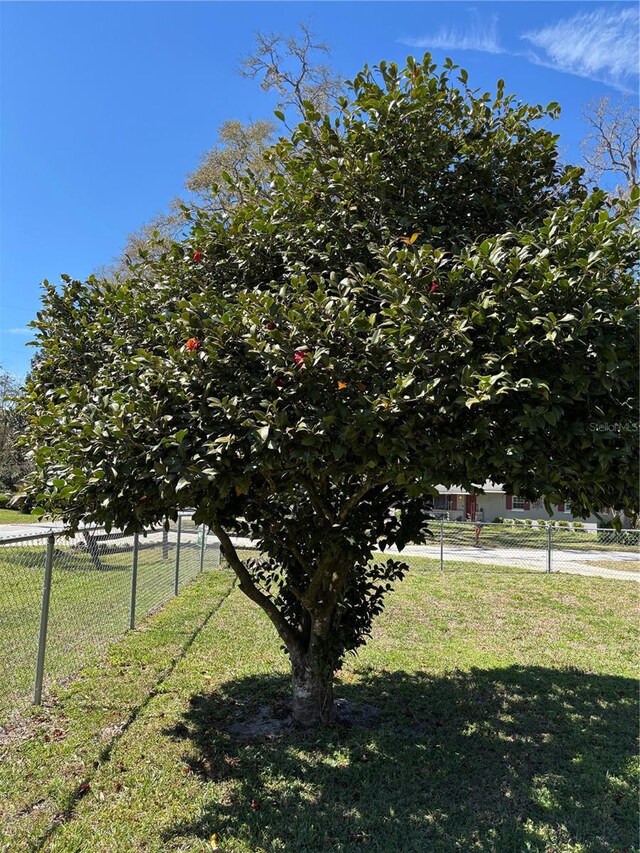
[227,698,379,739]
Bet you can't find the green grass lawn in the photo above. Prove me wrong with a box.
[0,508,42,524]
[584,559,640,574]
[1,557,637,852]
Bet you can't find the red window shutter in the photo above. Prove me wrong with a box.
[505,495,512,510]
[558,503,565,512]
[523,500,531,511]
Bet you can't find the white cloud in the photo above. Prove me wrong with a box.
[522,7,639,91]
[399,14,504,55]
[5,327,32,336]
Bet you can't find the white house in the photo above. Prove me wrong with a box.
[431,481,603,524]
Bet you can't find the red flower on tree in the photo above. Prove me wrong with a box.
[185,338,201,352]
[293,350,308,366]
[264,321,277,330]
[192,250,203,262]
[430,281,438,293]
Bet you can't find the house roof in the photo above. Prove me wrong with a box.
[436,481,505,496]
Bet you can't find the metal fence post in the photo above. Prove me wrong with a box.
[34,533,55,705]
[199,526,206,574]
[547,523,552,573]
[129,531,139,629]
[174,515,182,595]
[440,519,444,571]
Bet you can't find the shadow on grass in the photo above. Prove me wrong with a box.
[163,666,637,852]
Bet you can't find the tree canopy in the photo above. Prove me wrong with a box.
[21,55,639,725]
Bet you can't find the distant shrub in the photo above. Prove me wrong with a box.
[557,520,570,528]
[524,518,533,526]
[536,519,547,528]
[493,516,503,524]
[571,521,584,530]
[0,494,9,508]
[514,518,525,526]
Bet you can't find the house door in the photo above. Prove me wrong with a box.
[465,495,477,520]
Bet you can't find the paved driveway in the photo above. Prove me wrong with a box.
[0,522,65,541]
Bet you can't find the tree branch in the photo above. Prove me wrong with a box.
[338,482,374,523]
[297,475,337,524]
[211,520,299,650]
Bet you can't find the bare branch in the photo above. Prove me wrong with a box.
[581,95,639,194]
[240,22,343,117]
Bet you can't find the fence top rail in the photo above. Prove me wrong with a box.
[0,531,57,545]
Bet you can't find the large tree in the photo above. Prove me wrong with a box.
[22,56,639,726]
[581,94,639,196]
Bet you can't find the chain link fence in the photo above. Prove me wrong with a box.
[224,525,639,581]
[0,515,221,720]
[2,517,637,721]
[406,521,640,579]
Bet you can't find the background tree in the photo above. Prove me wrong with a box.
[21,56,639,727]
[581,95,639,195]
[100,23,342,279]
[185,119,276,211]
[239,22,342,117]
[0,369,31,492]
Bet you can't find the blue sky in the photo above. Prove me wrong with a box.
[1,1,638,378]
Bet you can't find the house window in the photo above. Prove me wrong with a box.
[433,495,456,510]
[564,502,571,514]
[512,496,526,510]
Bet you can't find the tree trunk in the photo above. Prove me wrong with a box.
[83,531,104,571]
[290,647,335,727]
